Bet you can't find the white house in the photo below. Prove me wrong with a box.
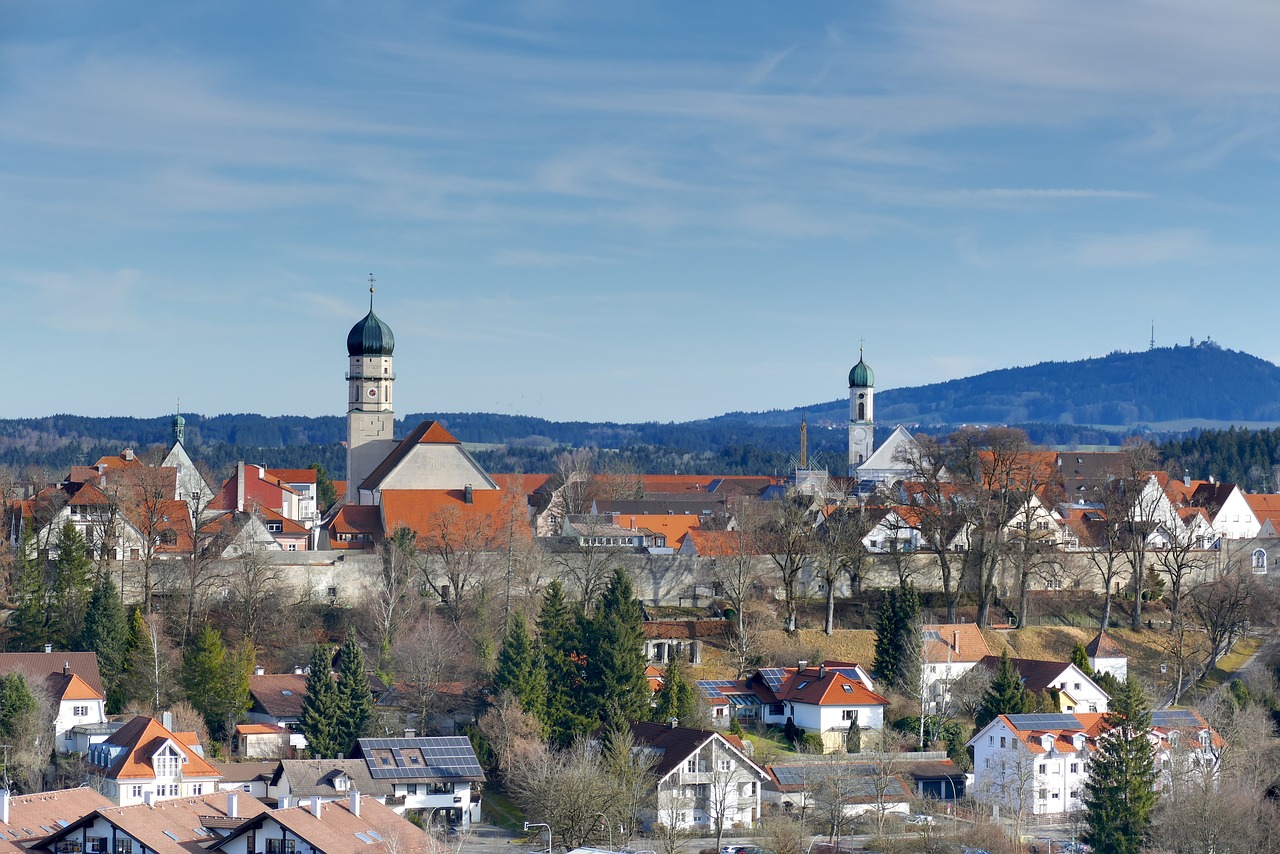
[0,651,109,752]
[967,710,1221,817]
[37,791,269,854]
[764,761,914,818]
[351,736,484,825]
[85,715,221,806]
[975,657,1110,714]
[629,721,768,832]
[919,624,993,714]
[1084,631,1128,681]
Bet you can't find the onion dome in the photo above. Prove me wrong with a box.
[848,350,874,388]
[347,287,395,357]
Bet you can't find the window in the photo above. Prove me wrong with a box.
[405,784,417,796]
[1073,683,1081,691]
[1051,792,1060,799]
[335,776,349,791]
[841,710,856,721]
[1070,788,1080,799]
[191,784,203,795]
[154,746,181,778]
[114,840,133,854]
[1070,763,1079,773]
[129,786,144,800]
[288,544,297,551]
[1000,737,1006,748]
[686,758,697,773]
[73,706,89,716]
[718,759,732,773]
[842,684,853,693]
[988,736,994,746]
[266,840,297,854]
[1038,764,1046,774]
[1039,788,1048,800]
[87,838,106,854]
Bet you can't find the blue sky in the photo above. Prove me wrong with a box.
[3,1,1279,423]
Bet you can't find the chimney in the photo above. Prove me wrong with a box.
[464,484,473,505]
[349,790,361,817]
[279,795,291,809]
[630,516,637,531]
[294,666,304,675]
[227,791,239,819]
[310,797,323,818]
[124,448,134,462]
[43,643,52,654]
[254,666,265,676]
[162,711,174,731]
[953,630,961,657]
[404,729,417,739]
[143,791,155,807]
[1184,472,1191,487]
[797,660,808,670]
[818,664,826,679]
[668,717,679,729]
[237,462,246,512]
[63,661,70,676]
[0,788,9,825]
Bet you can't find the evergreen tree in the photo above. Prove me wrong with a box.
[0,673,36,743]
[585,568,650,728]
[182,624,228,738]
[975,650,1031,729]
[9,525,48,648]
[650,655,698,727]
[1071,642,1094,677]
[51,522,93,647]
[309,463,338,511]
[872,585,919,688]
[79,576,128,712]
[221,638,255,737]
[537,581,591,745]
[299,643,342,758]
[493,613,547,724]
[1084,675,1158,854]
[334,630,373,755]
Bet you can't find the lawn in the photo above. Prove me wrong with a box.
[1191,635,1261,697]
[480,787,525,831]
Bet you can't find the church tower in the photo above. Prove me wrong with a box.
[346,283,397,504]
[848,348,874,476]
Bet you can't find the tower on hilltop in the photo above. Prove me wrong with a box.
[848,347,874,476]
[346,278,397,504]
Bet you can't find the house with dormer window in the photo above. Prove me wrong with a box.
[35,791,266,854]
[85,716,221,806]
[350,737,484,825]
[205,792,437,854]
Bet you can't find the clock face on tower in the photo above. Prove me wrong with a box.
[367,387,378,399]
[852,427,867,442]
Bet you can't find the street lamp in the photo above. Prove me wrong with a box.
[524,822,552,854]
[594,813,614,850]
[804,836,823,854]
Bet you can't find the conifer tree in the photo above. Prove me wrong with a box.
[537,581,591,744]
[300,643,342,758]
[1071,642,1094,677]
[335,630,373,755]
[586,567,650,728]
[51,522,93,647]
[493,613,547,725]
[872,585,919,688]
[183,624,235,738]
[650,654,698,727]
[1084,674,1158,854]
[79,576,128,711]
[975,650,1030,729]
[0,673,37,743]
[9,525,48,648]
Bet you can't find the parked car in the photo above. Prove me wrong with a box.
[904,814,936,826]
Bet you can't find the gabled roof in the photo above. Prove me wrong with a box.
[640,620,729,641]
[252,504,309,536]
[767,762,914,802]
[41,791,268,854]
[1085,630,1125,659]
[776,667,888,708]
[208,794,436,854]
[353,736,485,783]
[628,721,768,782]
[921,624,991,664]
[269,469,319,485]
[250,673,308,718]
[274,759,394,799]
[975,656,1084,694]
[679,529,753,556]
[0,788,114,841]
[209,760,278,784]
[94,715,220,780]
[611,514,702,546]
[0,651,104,696]
[328,505,383,536]
[47,671,105,702]
[359,420,491,492]
[380,489,516,547]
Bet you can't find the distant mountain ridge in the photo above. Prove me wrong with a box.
[714,341,1280,429]
[4,343,1279,477]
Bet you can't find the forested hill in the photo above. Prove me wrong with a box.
[714,341,1280,428]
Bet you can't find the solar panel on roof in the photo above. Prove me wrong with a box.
[1151,710,1201,728]
[759,668,787,692]
[1007,713,1082,730]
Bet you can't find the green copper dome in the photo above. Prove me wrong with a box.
[347,289,395,357]
[848,354,874,388]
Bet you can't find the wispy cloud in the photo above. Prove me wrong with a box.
[1072,228,1208,267]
